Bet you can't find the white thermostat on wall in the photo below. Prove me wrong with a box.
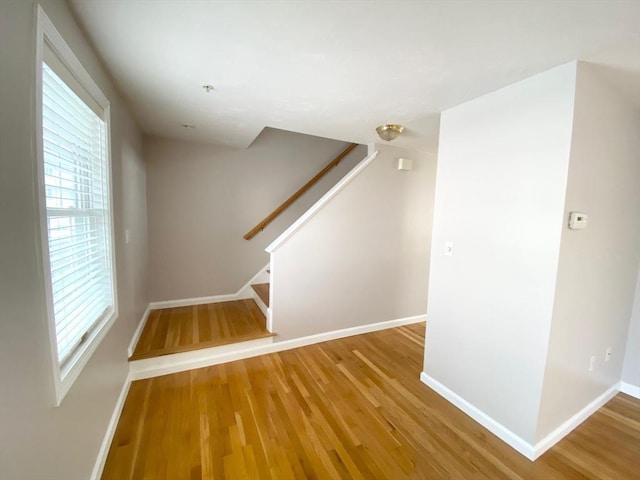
[568,212,588,230]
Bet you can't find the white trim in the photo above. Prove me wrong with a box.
[149,263,270,309]
[149,293,239,310]
[266,150,377,253]
[236,263,271,298]
[127,306,151,358]
[620,381,640,399]
[420,372,622,461]
[266,259,274,332]
[420,372,536,460]
[130,314,425,380]
[90,373,132,480]
[36,6,109,106]
[129,336,277,380]
[532,383,620,459]
[35,5,117,406]
[54,316,118,405]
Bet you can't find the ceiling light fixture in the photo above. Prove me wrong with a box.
[181,123,196,128]
[376,124,405,142]
[202,84,215,93]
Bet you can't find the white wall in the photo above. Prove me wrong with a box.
[622,267,640,390]
[269,144,436,341]
[423,63,577,444]
[537,63,640,439]
[0,1,148,478]
[145,130,365,301]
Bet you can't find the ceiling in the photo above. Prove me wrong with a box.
[68,0,640,152]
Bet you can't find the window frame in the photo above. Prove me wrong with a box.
[35,5,118,406]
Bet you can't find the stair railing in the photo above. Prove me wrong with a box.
[243,142,358,240]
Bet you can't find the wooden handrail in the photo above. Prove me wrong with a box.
[244,142,358,240]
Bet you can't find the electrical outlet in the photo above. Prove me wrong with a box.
[605,347,612,362]
[589,355,596,372]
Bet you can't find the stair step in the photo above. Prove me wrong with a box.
[251,283,270,307]
[129,299,271,361]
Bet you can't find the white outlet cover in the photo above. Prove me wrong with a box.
[568,211,588,230]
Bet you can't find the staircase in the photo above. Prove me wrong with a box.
[128,143,361,380]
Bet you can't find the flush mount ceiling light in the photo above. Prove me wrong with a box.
[202,84,215,93]
[376,124,405,142]
[180,123,196,129]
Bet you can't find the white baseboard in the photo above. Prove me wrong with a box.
[90,372,132,480]
[273,314,427,353]
[532,382,620,459]
[620,381,640,399]
[149,293,239,310]
[130,314,426,380]
[127,306,151,357]
[420,372,536,459]
[420,372,622,461]
[148,263,270,310]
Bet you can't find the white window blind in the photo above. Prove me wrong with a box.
[42,60,114,367]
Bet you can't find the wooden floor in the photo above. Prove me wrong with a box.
[130,299,274,360]
[251,283,270,307]
[107,323,640,479]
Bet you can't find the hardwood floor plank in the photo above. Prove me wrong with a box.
[129,299,273,360]
[198,306,212,344]
[105,323,640,479]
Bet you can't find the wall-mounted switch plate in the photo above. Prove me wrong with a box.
[396,157,412,171]
[444,241,454,256]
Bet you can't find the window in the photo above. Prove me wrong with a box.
[36,6,117,405]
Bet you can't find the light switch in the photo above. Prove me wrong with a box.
[396,158,412,171]
[444,241,454,256]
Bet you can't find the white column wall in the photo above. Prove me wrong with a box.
[423,63,577,444]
